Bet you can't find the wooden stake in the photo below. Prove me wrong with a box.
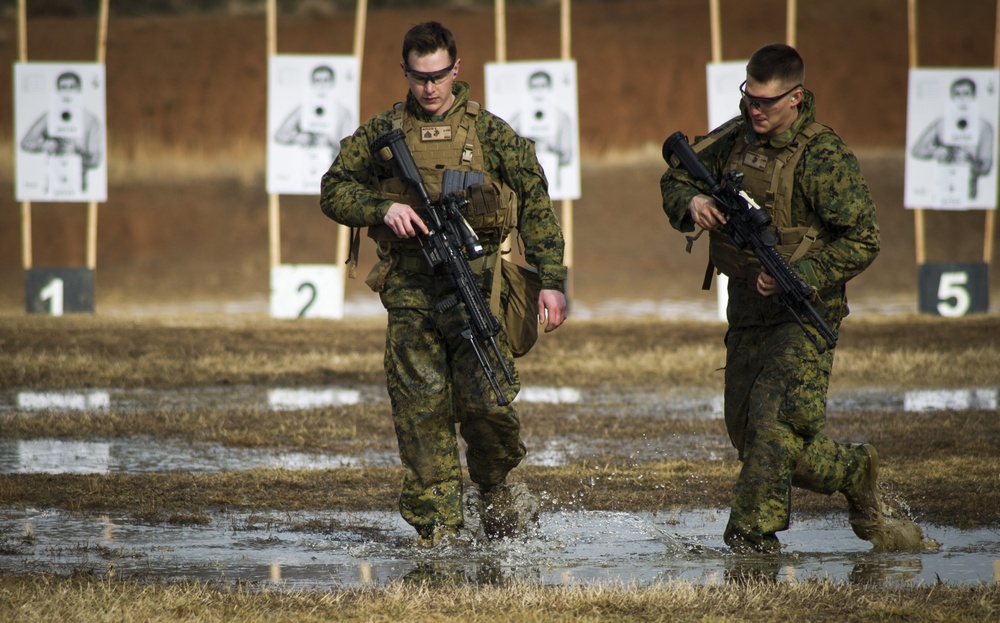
[560,0,571,61]
[908,0,926,265]
[786,0,797,48]
[560,0,574,294]
[266,0,280,267]
[709,0,721,64]
[986,0,999,265]
[87,0,109,271]
[18,0,31,270]
[495,0,506,63]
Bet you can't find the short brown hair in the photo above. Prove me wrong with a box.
[402,21,457,65]
[746,43,804,87]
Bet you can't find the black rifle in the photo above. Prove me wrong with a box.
[371,128,516,405]
[662,131,838,353]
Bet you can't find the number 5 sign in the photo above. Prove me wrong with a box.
[269,264,344,319]
[918,263,989,317]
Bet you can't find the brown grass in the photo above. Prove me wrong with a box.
[2,313,998,389]
[0,573,997,623]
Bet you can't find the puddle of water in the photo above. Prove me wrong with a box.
[2,382,996,588]
[517,386,582,404]
[2,384,994,475]
[1,507,994,589]
[0,433,732,475]
[903,388,999,412]
[5,386,996,417]
[4,439,113,474]
[0,438,400,475]
[267,387,361,410]
[16,390,111,410]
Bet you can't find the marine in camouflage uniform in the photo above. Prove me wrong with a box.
[320,22,567,545]
[660,43,909,554]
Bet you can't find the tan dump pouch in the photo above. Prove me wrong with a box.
[708,223,826,283]
[708,230,759,280]
[501,259,542,358]
[363,242,398,293]
[464,181,518,235]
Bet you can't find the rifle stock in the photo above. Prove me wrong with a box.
[372,128,515,405]
[663,131,838,353]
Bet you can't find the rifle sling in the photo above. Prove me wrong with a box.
[684,228,715,291]
[346,227,361,279]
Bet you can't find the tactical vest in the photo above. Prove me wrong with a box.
[698,119,833,282]
[366,101,518,248]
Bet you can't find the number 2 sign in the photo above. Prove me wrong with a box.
[269,264,344,319]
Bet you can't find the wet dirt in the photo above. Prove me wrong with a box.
[2,507,996,589]
[2,383,997,588]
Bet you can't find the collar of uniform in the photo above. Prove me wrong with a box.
[404,80,472,122]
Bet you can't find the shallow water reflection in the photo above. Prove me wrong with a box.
[3,382,997,588]
[0,432,733,475]
[5,385,998,417]
[2,384,995,475]
[1,507,995,589]
[0,438,400,475]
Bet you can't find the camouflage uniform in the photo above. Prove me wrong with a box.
[320,82,566,539]
[660,90,880,552]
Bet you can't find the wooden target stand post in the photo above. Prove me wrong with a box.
[908,0,997,316]
[494,0,577,297]
[704,0,798,321]
[264,0,367,319]
[17,0,109,315]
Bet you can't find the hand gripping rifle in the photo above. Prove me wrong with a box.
[662,131,838,353]
[371,128,516,405]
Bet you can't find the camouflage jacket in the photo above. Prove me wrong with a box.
[660,89,880,329]
[320,81,567,306]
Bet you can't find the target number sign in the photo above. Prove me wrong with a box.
[269,264,344,319]
[25,268,94,315]
[918,263,989,317]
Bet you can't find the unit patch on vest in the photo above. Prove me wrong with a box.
[421,126,453,141]
[743,150,769,171]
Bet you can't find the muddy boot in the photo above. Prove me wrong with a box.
[479,482,540,540]
[844,444,934,552]
[415,526,462,549]
[723,527,781,556]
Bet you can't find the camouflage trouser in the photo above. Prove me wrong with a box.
[384,305,525,538]
[722,323,868,551]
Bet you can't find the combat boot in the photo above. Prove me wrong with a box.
[844,444,930,551]
[415,525,463,549]
[479,482,540,540]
